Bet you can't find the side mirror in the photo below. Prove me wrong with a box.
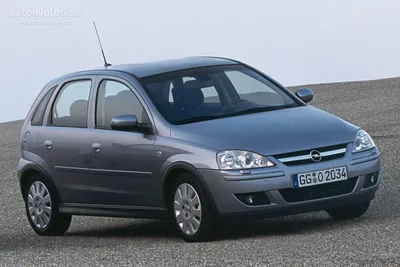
[295,88,314,103]
[111,114,138,131]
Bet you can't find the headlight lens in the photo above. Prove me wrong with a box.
[352,130,375,153]
[217,150,275,170]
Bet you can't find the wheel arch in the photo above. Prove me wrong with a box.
[161,162,219,216]
[19,163,61,202]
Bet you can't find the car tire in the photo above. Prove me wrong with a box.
[170,173,216,242]
[325,201,371,220]
[24,174,72,236]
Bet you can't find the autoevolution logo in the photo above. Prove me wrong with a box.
[9,8,81,18]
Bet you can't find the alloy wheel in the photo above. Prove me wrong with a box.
[27,181,52,229]
[173,183,202,235]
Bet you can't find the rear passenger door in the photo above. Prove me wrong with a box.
[86,76,158,207]
[36,77,95,203]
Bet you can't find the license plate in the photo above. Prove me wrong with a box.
[293,166,347,188]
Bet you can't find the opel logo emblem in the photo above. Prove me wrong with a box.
[310,150,322,162]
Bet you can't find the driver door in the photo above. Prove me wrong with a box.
[85,76,159,207]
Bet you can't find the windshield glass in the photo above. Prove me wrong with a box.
[141,65,299,125]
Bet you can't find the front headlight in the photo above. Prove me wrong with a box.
[352,130,375,153]
[217,150,275,170]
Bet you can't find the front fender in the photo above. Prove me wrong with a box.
[156,136,219,184]
[159,161,220,216]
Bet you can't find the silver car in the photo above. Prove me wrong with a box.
[18,57,380,242]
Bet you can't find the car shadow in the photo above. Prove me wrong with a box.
[66,219,178,238]
[65,212,369,241]
[0,211,391,254]
[216,215,340,240]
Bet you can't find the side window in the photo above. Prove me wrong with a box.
[51,80,91,127]
[168,82,174,103]
[226,70,276,94]
[201,86,220,103]
[96,80,149,128]
[168,77,195,103]
[225,70,284,106]
[168,76,221,104]
[31,86,56,126]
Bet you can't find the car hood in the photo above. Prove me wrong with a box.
[170,106,358,155]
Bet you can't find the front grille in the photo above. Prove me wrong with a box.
[279,177,358,203]
[274,143,347,166]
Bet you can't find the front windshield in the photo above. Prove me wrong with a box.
[141,65,299,125]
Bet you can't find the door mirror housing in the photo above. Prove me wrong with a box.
[111,114,138,131]
[295,88,314,103]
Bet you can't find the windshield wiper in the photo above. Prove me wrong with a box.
[174,115,227,125]
[174,104,297,125]
[227,104,297,117]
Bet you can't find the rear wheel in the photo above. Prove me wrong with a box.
[325,201,371,220]
[24,174,72,235]
[171,173,216,242]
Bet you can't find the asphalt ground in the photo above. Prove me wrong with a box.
[1,77,400,266]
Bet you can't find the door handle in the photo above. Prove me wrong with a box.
[44,140,53,150]
[92,142,102,153]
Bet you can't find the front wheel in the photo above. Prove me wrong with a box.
[171,173,216,242]
[24,175,72,235]
[325,201,371,220]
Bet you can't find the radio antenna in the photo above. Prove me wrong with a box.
[93,21,111,68]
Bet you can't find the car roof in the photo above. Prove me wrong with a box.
[55,56,238,81]
[106,56,238,78]
[49,57,239,87]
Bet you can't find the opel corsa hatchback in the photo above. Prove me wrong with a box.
[19,57,381,241]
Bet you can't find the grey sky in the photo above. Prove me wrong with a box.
[1,0,400,122]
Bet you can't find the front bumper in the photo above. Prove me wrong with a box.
[199,145,381,220]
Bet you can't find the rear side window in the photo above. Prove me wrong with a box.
[96,80,149,128]
[31,87,56,126]
[167,77,222,104]
[51,80,91,127]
